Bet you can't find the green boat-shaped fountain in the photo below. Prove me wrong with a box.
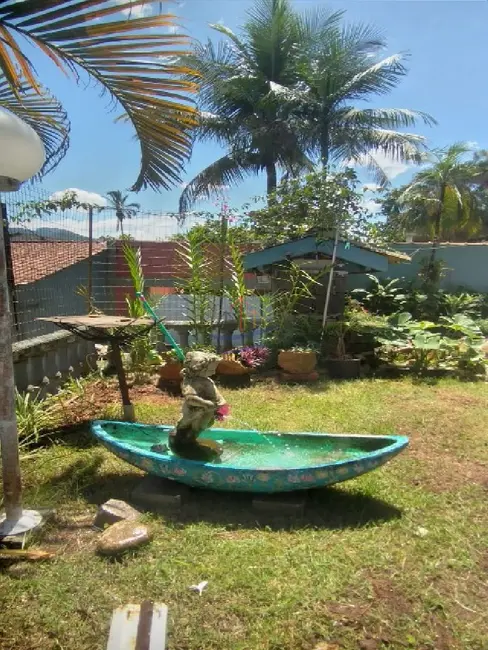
[91,421,408,493]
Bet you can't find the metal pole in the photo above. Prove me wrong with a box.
[0,204,42,536]
[216,210,228,352]
[87,205,93,312]
[1,203,19,336]
[321,226,340,328]
[0,203,22,521]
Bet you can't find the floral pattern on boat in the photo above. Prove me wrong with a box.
[91,421,408,494]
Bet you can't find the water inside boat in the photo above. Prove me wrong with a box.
[101,423,394,470]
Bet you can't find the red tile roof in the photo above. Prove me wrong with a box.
[11,241,107,285]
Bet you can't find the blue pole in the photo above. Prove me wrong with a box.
[136,292,185,362]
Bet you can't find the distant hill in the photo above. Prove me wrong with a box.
[9,227,89,242]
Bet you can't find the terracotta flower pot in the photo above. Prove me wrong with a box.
[158,361,183,381]
[217,359,250,376]
[277,350,317,374]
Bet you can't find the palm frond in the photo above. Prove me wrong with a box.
[179,153,260,214]
[0,77,70,175]
[0,0,197,190]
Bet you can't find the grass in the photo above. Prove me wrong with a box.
[1,378,488,650]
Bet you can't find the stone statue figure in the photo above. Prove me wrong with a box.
[152,351,229,461]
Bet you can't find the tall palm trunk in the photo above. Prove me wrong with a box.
[320,118,330,169]
[427,182,446,285]
[266,162,277,198]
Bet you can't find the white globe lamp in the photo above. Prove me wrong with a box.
[0,108,46,537]
[0,109,45,191]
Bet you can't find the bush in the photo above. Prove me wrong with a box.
[376,312,486,379]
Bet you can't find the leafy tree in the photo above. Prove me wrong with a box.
[243,168,375,246]
[180,0,435,212]
[106,191,141,236]
[381,143,488,280]
[0,1,196,190]
[179,0,313,213]
[274,17,435,177]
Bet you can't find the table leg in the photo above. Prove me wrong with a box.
[111,342,135,422]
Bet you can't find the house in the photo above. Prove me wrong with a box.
[11,241,109,340]
[243,235,410,317]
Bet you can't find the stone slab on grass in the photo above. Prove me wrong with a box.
[94,499,141,530]
[252,491,308,516]
[97,520,152,556]
[131,476,188,513]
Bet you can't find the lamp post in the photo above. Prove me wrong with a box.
[0,108,46,536]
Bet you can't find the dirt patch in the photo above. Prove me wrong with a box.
[40,513,99,555]
[52,379,178,426]
[405,444,488,493]
[370,577,413,618]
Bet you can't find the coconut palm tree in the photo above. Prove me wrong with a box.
[269,17,436,181]
[106,190,141,236]
[0,1,196,190]
[178,0,321,213]
[180,0,435,213]
[384,143,487,280]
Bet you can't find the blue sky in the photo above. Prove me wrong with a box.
[30,0,488,218]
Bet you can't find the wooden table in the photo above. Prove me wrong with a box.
[37,315,155,421]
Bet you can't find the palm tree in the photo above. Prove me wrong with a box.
[385,143,487,280]
[270,17,436,180]
[106,190,141,236]
[179,0,318,213]
[0,1,196,190]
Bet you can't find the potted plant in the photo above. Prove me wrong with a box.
[278,346,318,374]
[217,346,270,387]
[323,320,361,380]
[158,348,183,382]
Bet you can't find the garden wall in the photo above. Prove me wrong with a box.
[348,243,488,293]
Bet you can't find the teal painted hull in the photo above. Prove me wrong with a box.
[91,421,408,494]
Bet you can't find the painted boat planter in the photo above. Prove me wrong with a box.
[91,421,408,494]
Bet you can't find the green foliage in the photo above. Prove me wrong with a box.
[376,312,486,379]
[352,275,406,315]
[12,190,105,224]
[15,388,55,450]
[262,263,322,350]
[122,243,162,381]
[224,236,253,342]
[176,230,216,345]
[245,169,377,246]
[381,142,488,242]
[180,0,432,211]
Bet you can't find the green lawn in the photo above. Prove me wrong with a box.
[1,378,487,650]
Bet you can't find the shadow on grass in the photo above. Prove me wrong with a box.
[44,461,403,531]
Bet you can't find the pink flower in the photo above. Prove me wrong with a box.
[215,404,231,421]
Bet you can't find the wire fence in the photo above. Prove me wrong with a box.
[1,181,264,347]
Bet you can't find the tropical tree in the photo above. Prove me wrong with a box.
[0,0,196,190]
[179,0,317,213]
[106,190,141,236]
[269,14,436,180]
[180,0,435,213]
[381,142,488,281]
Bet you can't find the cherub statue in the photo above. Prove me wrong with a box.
[152,351,229,461]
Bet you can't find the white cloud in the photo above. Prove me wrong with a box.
[466,140,479,150]
[179,181,188,189]
[350,150,413,181]
[362,183,381,193]
[361,198,381,215]
[49,188,107,208]
[168,25,179,34]
[22,212,184,241]
[115,0,152,18]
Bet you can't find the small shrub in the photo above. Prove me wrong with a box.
[15,388,56,450]
[352,275,406,315]
[234,345,270,368]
